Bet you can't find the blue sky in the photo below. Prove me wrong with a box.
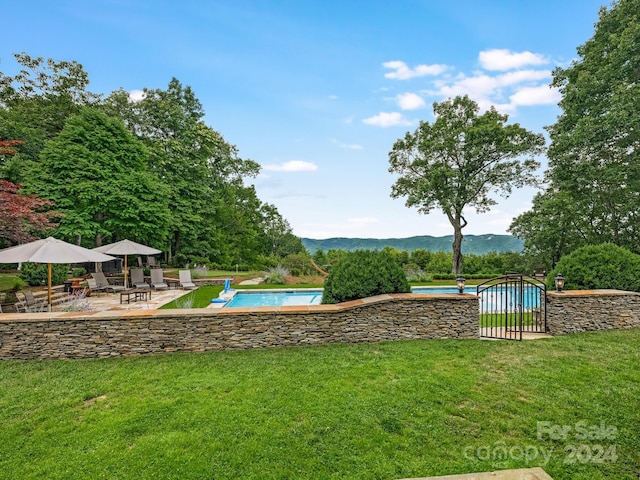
[3,0,605,239]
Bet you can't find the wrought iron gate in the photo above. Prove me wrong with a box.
[476,273,547,340]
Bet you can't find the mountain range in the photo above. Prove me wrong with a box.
[301,234,524,255]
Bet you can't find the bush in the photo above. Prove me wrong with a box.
[19,263,69,287]
[71,267,86,278]
[322,250,410,304]
[264,265,289,284]
[547,243,640,291]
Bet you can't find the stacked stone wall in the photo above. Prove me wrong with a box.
[546,290,640,335]
[0,294,478,360]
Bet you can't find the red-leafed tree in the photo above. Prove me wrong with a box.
[0,179,58,246]
[0,139,25,155]
[1,139,59,246]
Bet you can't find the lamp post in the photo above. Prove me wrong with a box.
[456,275,466,294]
[555,273,565,292]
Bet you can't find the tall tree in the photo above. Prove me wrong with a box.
[510,0,640,262]
[389,95,544,274]
[0,53,100,182]
[26,108,169,247]
[104,79,263,266]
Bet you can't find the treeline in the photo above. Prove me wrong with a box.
[0,53,305,268]
[276,247,537,279]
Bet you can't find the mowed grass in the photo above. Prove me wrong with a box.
[1,331,638,479]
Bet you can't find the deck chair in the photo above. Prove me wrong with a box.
[150,268,168,290]
[16,291,48,312]
[91,272,127,293]
[130,268,150,289]
[86,277,108,296]
[178,270,196,289]
[147,256,158,268]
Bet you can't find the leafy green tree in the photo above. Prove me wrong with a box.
[104,79,267,266]
[0,53,100,182]
[322,250,410,304]
[547,243,640,292]
[26,108,169,247]
[389,95,544,274]
[512,0,640,260]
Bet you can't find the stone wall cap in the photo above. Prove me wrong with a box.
[548,289,640,297]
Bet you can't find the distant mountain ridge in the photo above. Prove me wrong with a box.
[301,234,523,255]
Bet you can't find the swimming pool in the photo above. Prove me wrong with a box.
[223,287,462,308]
[221,285,542,310]
[223,289,323,308]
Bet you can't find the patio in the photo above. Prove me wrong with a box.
[79,287,192,311]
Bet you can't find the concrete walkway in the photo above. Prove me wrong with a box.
[401,467,553,479]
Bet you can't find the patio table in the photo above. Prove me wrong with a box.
[120,288,152,304]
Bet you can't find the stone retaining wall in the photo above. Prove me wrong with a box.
[0,294,478,360]
[546,289,640,335]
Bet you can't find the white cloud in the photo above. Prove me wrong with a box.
[510,85,561,106]
[328,94,338,100]
[432,69,554,113]
[396,92,426,110]
[479,49,548,71]
[383,60,449,80]
[362,112,412,127]
[129,89,145,102]
[262,160,318,172]
[331,139,363,150]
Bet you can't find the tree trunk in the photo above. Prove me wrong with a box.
[447,211,467,275]
[452,223,463,275]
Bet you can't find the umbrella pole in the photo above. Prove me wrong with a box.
[124,255,128,289]
[48,263,52,312]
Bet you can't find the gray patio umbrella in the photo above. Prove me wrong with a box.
[0,237,116,311]
[93,239,162,288]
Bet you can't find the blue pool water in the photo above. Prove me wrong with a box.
[411,287,460,294]
[224,290,323,308]
[222,286,542,310]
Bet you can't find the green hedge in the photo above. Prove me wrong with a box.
[547,243,640,291]
[19,263,69,287]
[322,250,410,304]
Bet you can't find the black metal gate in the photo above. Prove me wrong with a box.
[477,273,547,340]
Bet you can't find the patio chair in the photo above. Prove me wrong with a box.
[86,277,108,296]
[91,272,127,293]
[130,268,150,289]
[178,270,196,289]
[150,268,168,290]
[147,256,159,268]
[16,291,48,312]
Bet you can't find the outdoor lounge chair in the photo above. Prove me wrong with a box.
[91,272,127,293]
[16,291,47,312]
[150,268,168,290]
[86,277,108,296]
[129,268,150,289]
[178,270,196,289]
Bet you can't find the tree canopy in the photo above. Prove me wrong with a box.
[0,54,305,268]
[389,95,545,274]
[511,0,640,266]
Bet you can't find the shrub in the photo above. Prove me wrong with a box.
[322,250,410,304]
[19,263,69,287]
[264,265,289,284]
[405,267,433,283]
[72,267,86,278]
[547,243,640,292]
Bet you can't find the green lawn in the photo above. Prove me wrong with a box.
[1,330,638,479]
